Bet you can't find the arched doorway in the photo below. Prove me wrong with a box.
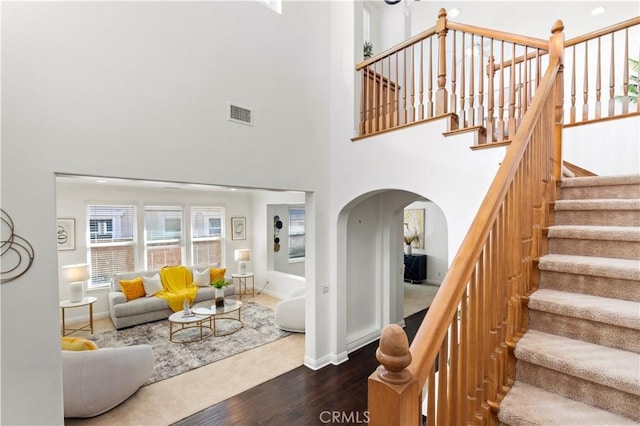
[336,189,448,354]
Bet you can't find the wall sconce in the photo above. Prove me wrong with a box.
[234,249,251,275]
[63,263,89,303]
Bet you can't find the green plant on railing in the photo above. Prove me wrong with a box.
[363,41,373,59]
[616,58,638,104]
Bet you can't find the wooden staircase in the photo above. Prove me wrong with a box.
[499,175,640,425]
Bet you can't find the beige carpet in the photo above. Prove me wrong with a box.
[404,282,440,317]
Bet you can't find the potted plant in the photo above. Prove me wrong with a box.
[210,278,230,307]
[363,41,373,59]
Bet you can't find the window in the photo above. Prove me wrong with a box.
[87,205,135,289]
[191,206,224,266]
[288,207,305,261]
[363,6,371,43]
[144,206,183,270]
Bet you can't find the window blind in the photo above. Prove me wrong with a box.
[191,206,224,265]
[289,207,305,260]
[145,206,183,269]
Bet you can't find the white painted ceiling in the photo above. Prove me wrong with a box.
[385,1,638,40]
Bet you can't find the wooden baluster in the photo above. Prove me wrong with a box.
[477,36,485,129]
[428,36,434,118]
[426,363,436,426]
[517,62,523,126]
[436,8,449,114]
[570,46,576,123]
[609,33,616,117]
[498,40,505,142]
[360,69,365,135]
[450,31,457,117]
[459,32,466,126]
[437,336,449,426]
[508,42,517,138]
[595,36,602,119]
[403,48,408,125]
[419,40,425,120]
[583,40,589,121]
[365,67,372,134]
[386,55,392,130]
[622,28,630,114]
[368,324,419,425]
[449,312,459,425]
[467,272,478,421]
[522,47,528,116]
[372,62,378,133]
[410,44,416,123]
[396,53,400,126]
[378,59,385,131]
[459,294,468,425]
[486,41,495,142]
[468,33,476,127]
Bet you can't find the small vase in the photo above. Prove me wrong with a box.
[404,244,412,255]
[214,288,225,308]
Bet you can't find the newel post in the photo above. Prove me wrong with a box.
[368,324,420,426]
[435,8,449,115]
[550,20,565,181]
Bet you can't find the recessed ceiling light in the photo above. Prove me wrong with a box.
[96,179,108,183]
[229,188,237,191]
[591,6,605,16]
[448,8,461,18]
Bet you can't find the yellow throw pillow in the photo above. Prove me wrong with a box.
[120,277,146,301]
[61,336,98,351]
[210,267,226,282]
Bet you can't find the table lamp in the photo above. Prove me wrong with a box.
[234,249,251,275]
[63,263,90,303]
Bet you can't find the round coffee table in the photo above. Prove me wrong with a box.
[168,311,213,343]
[193,300,243,336]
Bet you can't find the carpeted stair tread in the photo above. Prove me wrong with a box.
[562,175,640,187]
[555,199,640,211]
[538,254,640,280]
[561,175,640,188]
[548,225,640,241]
[529,289,640,330]
[498,381,639,425]
[515,330,640,396]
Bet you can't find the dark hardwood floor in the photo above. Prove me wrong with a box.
[172,309,427,426]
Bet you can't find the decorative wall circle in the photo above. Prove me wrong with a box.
[275,220,283,229]
[274,237,280,244]
[1,209,35,284]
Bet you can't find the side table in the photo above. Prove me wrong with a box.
[232,273,255,299]
[60,296,97,336]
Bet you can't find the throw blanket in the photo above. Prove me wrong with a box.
[156,266,198,312]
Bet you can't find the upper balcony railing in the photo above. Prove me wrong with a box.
[355,11,639,141]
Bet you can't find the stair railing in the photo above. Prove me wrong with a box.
[563,17,640,126]
[367,21,566,426]
[354,8,550,143]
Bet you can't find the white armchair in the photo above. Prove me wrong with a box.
[275,288,305,333]
[62,345,154,418]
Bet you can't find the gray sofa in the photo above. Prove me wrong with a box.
[108,266,235,329]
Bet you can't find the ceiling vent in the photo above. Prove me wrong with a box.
[228,103,253,126]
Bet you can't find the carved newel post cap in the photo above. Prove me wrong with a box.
[438,8,447,19]
[551,20,564,34]
[375,324,412,384]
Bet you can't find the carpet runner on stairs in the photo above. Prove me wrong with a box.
[498,175,640,425]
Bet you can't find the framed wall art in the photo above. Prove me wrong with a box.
[57,218,76,251]
[231,217,246,240]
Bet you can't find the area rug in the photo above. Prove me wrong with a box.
[89,301,290,385]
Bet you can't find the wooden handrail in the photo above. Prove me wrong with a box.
[565,16,640,47]
[447,21,548,51]
[356,26,437,71]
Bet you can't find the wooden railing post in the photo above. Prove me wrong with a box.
[436,8,449,115]
[550,20,565,181]
[368,324,420,426]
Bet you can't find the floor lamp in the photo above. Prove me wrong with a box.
[63,263,90,303]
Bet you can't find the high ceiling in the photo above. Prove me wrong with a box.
[388,1,638,40]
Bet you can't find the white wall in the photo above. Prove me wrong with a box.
[563,117,640,175]
[1,2,331,423]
